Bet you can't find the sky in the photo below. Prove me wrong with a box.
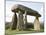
[6,1,44,23]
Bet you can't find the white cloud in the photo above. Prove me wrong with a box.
[27,15,35,23]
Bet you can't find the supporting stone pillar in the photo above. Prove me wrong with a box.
[34,17,40,31]
[17,10,24,31]
[23,11,27,29]
[12,13,17,30]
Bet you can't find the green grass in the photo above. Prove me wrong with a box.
[5,29,16,35]
[5,28,44,35]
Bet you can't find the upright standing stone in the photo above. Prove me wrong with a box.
[23,11,27,29]
[34,17,40,31]
[17,10,24,31]
[12,13,17,30]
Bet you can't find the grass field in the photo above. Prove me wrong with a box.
[5,28,44,35]
[5,22,44,35]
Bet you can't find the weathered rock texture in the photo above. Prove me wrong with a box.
[34,17,40,31]
[12,13,17,30]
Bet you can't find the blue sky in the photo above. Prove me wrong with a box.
[6,1,44,23]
